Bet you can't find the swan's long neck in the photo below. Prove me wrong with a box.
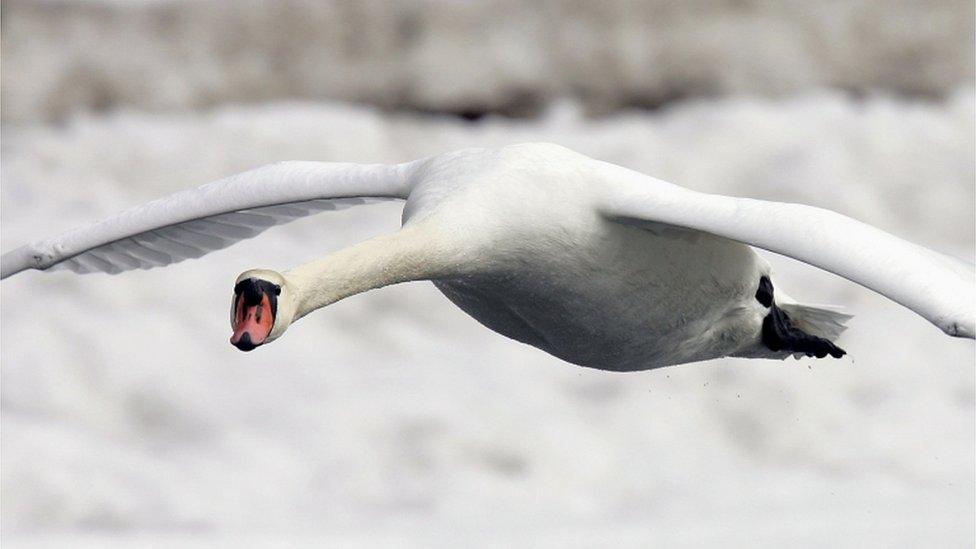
[283,223,458,321]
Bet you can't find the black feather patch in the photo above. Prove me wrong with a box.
[762,305,846,358]
[756,275,844,358]
[755,275,774,308]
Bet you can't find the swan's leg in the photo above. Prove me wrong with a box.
[756,276,846,359]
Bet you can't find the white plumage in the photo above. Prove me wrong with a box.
[2,143,972,369]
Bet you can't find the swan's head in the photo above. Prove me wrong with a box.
[230,269,297,351]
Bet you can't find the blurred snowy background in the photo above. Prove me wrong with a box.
[1,1,974,547]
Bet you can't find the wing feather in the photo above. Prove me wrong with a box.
[1,161,415,278]
[597,161,975,339]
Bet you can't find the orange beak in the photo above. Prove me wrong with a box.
[230,292,274,351]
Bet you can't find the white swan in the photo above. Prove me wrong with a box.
[2,143,972,370]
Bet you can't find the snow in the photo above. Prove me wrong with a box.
[2,0,973,122]
[1,90,974,547]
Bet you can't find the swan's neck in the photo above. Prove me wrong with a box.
[283,223,457,320]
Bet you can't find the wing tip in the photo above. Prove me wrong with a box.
[942,320,975,339]
[1,246,40,280]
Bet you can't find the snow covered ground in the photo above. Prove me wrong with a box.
[3,0,973,122]
[1,90,974,547]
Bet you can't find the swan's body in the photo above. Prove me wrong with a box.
[432,235,766,370]
[406,148,773,369]
[2,143,972,370]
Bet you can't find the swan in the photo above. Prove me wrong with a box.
[1,143,972,370]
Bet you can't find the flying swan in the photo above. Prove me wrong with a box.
[2,143,973,370]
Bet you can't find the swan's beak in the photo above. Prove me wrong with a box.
[230,278,279,352]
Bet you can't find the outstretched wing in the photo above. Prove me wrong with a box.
[596,160,975,339]
[1,160,416,279]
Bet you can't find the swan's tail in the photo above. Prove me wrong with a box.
[753,301,850,360]
[778,303,852,343]
[736,276,852,360]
